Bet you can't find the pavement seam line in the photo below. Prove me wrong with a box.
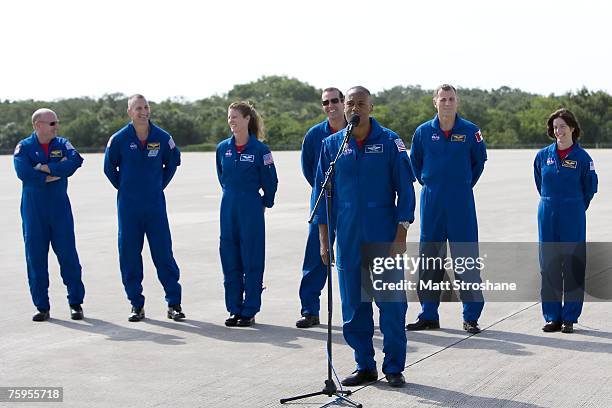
[346,302,541,398]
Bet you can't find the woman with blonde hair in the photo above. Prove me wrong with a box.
[215,101,278,327]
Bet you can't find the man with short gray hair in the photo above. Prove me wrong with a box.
[104,94,184,322]
[13,108,86,321]
[407,84,487,334]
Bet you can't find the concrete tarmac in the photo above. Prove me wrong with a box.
[1,150,610,408]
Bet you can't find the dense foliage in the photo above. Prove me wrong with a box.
[1,76,611,152]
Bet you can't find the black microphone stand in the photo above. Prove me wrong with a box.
[280,117,362,408]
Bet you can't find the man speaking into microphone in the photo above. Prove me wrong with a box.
[313,86,416,388]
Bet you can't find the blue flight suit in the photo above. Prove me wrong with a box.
[534,143,597,323]
[13,133,85,311]
[410,114,487,322]
[104,122,182,308]
[216,134,278,319]
[299,120,337,316]
[314,118,415,375]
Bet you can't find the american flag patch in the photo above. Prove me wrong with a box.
[475,130,483,143]
[168,137,176,149]
[263,152,274,166]
[65,141,75,150]
[590,161,595,171]
[394,138,407,152]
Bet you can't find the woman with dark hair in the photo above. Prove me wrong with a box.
[533,108,598,333]
[215,101,278,327]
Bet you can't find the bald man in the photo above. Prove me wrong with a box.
[314,86,416,388]
[13,108,86,321]
[104,94,184,322]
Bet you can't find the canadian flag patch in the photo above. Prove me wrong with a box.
[475,130,483,143]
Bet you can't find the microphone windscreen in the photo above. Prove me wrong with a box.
[349,114,360,126]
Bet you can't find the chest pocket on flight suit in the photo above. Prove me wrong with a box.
[363,144,386,177]
[558,159,581,187]
[424,134,446,157]
[237,153,257,180]
[333,148,357,215]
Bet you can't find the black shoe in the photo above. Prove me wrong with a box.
[406,319,440,331]
[561,322,574,333]
[32,310,50,322]
[542,321,562,332]
[463,320,481,334]
[167,304,186,321]
[70,304,83,320]
[128,306,145,322]
[341,369,378,386]
[296,314,320,328]
[236,316,255,327]
[385,373,406,388]
[225,314,240,327]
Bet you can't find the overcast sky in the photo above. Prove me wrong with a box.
[2,0,610,102]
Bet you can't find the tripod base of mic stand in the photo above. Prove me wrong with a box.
[280,379,362,407]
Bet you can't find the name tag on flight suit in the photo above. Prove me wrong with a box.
[562,159,577,169]
[49,150,63,158]
[240,154,255,162]
[365,144,383,153]
[451,134,466,142]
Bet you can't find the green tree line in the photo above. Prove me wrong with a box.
[1,76,611,153]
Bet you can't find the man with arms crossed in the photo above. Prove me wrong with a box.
[14,108,85,321]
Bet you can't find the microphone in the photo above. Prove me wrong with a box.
[341,114,360,153]
[346,114,360,136]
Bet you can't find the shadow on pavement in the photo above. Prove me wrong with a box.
[363,382,548,408]
[49,317,185,345]
[143,318,349,349]
[407,327,612,356]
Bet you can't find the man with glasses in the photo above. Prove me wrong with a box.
[13,108,86,321]
[104,94,184,322]
[295,87,347,328]
[407,84,487,334]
